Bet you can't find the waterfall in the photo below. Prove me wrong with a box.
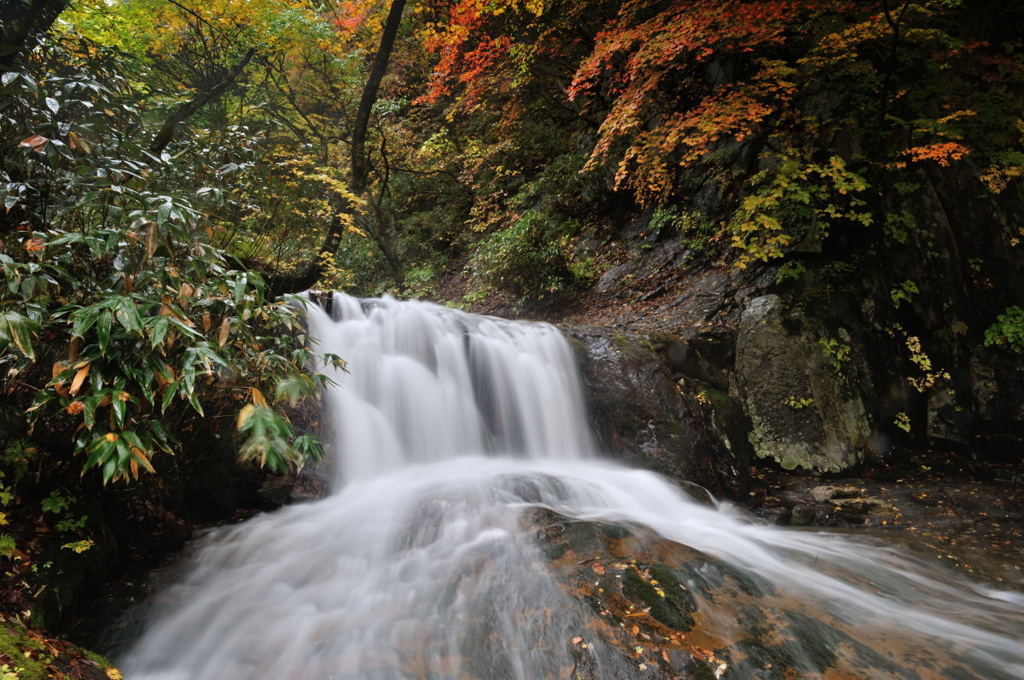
[120,294,1024,680]
[312,294,593,482]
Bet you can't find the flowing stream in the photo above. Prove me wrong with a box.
[120,294,1024,679]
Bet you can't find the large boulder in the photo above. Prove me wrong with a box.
[732,295,874,473]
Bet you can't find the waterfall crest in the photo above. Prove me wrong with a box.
[120,294,1024,680]
[306,295,593,483]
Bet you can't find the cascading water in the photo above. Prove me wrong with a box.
[120,294,1024,680]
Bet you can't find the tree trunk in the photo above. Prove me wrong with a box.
[0,0,68,68]
[266,0,407,297]
[350,0,406,197]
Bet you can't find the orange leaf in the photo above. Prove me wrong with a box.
[19,134,48,151]
[146,222,158,259]
[218,317,231,347]
[69,364,90,396]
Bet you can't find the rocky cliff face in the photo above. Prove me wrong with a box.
[564,325,753,497]
[564,167,1024,489]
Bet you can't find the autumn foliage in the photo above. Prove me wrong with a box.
[412,0,1023,272]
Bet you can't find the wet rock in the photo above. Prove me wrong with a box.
[969,345,1024,461]
[663,326,734,392]
[927,386,971,450]
[565,326,750,496]
[256,473,295,508]
[528,508,985,680]
[287,462,331,503]
[790,505,818,526]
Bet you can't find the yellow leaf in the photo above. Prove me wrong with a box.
[179,283,194,307]
[68,130,91,154]
[251,387,267,407]
[237,403,256,429]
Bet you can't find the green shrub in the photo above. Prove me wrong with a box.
[0,34,328,484]
[984,306,1024,353]
[471,210,582,298]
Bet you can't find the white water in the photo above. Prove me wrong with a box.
[121,294,1024,679]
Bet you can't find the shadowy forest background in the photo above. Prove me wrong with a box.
[1,0,1023,668]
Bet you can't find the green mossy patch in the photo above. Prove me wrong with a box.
[0,614,118,680]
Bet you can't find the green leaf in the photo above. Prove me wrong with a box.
[72,304,106,338]
[21,73,37,96]
[2,311,36,360]
[156,201,171,225]
[149,317,168,350]
[112,394,127,427]
[187,391,204,416]
[233,274,247,304]
[20,276,38,301]
[275,374,318,406]
[116,438,131,465]
[83,393,106,429]
[84,435,116,471]
[160,383,177,414]
[25,390,55,414]
[96,310,112,354]
[166,316,202,339]
[121,430,145,452]
[114,297,143,334]
[147,420,176,453]
[293,433,324,463]
[102,458,118,484]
